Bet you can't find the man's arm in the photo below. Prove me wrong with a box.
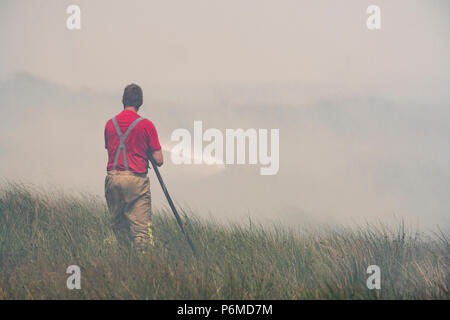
[104,120,110,149]
[151,149,164,167]
[145,120,163,167]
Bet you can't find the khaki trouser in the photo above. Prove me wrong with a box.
[105,170,153,248]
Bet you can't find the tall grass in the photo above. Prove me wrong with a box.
[0,183,448,299]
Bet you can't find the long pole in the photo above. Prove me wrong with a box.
[149,157,199,257]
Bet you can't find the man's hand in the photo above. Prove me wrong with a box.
[151,149,164,167]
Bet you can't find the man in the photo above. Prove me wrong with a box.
[104,84,163,249]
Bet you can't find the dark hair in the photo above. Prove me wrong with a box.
[122,84,143,108]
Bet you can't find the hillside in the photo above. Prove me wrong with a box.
[0,183,448,299]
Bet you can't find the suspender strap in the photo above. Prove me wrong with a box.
[112,116,144,171]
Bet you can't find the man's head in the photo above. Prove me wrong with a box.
[122,84,143,109]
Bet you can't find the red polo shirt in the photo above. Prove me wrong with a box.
[105,109,161,173]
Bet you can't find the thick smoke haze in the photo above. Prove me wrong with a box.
[1,1,449,229]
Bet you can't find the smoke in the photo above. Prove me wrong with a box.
[1,73,449,230]
[0,1,449,229]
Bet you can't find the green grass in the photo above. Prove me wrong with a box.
[0,183,448,299]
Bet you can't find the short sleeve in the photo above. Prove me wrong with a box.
[104,120,110,149]
[146,120,162,152]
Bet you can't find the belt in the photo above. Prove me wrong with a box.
[107,170,148,178]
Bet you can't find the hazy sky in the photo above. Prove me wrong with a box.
[1,0,449,229]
